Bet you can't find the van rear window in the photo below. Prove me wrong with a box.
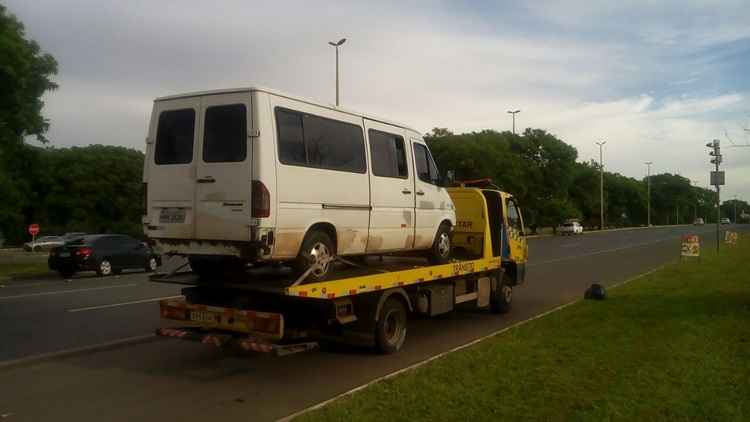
[203,104,247,163]
[275,108,366,173]
[155,109,195,165]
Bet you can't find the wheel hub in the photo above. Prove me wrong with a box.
[309,242,331,277]
[437,233,450,256]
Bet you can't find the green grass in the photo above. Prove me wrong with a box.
[300,239,750,422]
[0,252,53,282]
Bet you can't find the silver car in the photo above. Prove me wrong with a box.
[23,236,65,252]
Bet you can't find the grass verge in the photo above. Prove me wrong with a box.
[300,238,750,422]
[0,252,53,282]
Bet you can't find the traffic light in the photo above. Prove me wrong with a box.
[707,139,721,165]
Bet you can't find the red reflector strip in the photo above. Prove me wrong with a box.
[349,289,357,295]
[157,328,188,338]
[239,340,274,353]
[374,285,382,290]
[398,281,405,286]
[298,291,308,297]
[327,293,336,299]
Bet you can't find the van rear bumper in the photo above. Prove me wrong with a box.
[152,238,269,260]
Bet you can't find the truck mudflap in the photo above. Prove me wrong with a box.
[156,327,318,357]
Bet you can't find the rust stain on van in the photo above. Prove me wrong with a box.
[274,232,303,258]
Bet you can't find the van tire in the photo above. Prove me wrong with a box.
[294,231,335,282]
[428,223,452,265]
[375,297,408,354]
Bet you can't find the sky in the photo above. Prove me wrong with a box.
[7,0,750,202]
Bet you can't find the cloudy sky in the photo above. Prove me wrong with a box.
[7,0,750,201]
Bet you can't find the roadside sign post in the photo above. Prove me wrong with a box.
[680,235,700,261]
[28,224,40,243]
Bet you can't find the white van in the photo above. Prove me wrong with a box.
[142,87,456,281]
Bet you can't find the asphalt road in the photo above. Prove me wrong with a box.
[0,224,746,421]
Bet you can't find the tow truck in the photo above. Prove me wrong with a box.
[152,180,528,354]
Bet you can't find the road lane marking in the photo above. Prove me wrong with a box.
[528,235,689,267]
[277,263,671,422]
[68,295,184,312]
[0,283,138,300]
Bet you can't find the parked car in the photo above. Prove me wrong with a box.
[62,232,87,242]
[48,234,161,278]
[720,218,731,225]
[143,87,456,281]
[24,236,65,252]
[558,221,583,235]
[693,218,705,225]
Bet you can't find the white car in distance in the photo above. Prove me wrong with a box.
[558,221,583,235]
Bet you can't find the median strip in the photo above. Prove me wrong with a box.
[68,295,183,312]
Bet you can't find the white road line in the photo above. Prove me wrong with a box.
[277,262,672,422]
[0,283,138,300]
[68,295,183,312]
[528,236,678,267]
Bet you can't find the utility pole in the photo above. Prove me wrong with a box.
[507,110,520,135]
[645,161,652,226]
[596,141,607,230]
[707,139,722,252]
[328,38,347,106]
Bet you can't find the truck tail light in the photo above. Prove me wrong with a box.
[251,180,270,218]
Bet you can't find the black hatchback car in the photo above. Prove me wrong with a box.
[49,234,161,278]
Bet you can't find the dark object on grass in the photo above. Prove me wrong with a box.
[585,283,607,300]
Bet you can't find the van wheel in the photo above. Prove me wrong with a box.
[428,223,452,264]
[490,273,513,314]
[294,231,335,282]
[375,297,408,354]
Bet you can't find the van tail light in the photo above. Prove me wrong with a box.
[143,183,148,216]
[251,180,270,218]
[76,247,93,257]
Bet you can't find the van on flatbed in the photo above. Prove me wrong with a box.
[142,87,456,283]
[153,182,528,354]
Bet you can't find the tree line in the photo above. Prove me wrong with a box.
[426,128,749,233]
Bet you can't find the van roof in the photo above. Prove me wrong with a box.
[154,86,422,134]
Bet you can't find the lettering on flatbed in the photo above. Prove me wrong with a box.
[453,262,475,274]
[456,221,473,229]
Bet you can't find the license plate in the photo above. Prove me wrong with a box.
[190,310,218,324]
[160,207,186,224]
[58,252,70,258]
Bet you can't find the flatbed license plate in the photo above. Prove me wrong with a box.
[190,310,217,324]
[160,207,185,224]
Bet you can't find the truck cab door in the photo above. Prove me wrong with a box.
[504,197,528,266]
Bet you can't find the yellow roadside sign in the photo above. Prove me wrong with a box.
[681,235,700,258]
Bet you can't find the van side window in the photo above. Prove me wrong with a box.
[203,104,247,163]
[275,107,366,173]
[276,109,306,165]
[155,109,195,165]
[369,129,407,179]
[414,143,440,185]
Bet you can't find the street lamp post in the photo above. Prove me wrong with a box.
[507,110,520,135]
[596,141,607,230]
[328,38,347,106]
[645,162,652,226]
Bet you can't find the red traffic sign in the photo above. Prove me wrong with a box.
[28,224,40,236]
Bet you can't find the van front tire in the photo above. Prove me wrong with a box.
[428,223,452,265]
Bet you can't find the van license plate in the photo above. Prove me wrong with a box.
[190,311,217,324]
[160,208,185,224]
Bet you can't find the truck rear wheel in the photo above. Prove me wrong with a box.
[490,273,513,314]
[375,297,408,354]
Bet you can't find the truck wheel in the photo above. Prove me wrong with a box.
[294,231,335,282]
[490,274,513,314]
[375,297,408,354]
[428,223,452,265]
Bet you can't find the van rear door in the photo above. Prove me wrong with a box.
[194,93,252,241]
[147,97,200,240]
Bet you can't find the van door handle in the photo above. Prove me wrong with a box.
[402,189,412,194]
[416,190,425,196]
[197,176,215,184]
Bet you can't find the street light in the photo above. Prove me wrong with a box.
[507,109,520,135]
[645,161,652,226]
[328,38,347,106]
[706,139,721,252]
[596,141,607,230]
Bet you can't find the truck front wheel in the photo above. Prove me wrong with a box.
[490,273,513,314]
[375,297,408,354]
